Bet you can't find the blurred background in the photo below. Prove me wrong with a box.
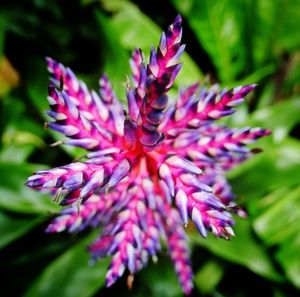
[0,0,300,296]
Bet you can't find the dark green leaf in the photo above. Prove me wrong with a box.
[139,256,182,297]
[0,12,7,56]
[191,218,283,281]
[24,234,109,297]
[172,0,247,81]
[95,11,130,101]
[0,211,43,249]
[229,138,300,201]
[276,234,300,289]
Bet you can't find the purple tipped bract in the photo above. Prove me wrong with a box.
[26,15,270,295]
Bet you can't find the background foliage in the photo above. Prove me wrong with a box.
[0,0,300,296]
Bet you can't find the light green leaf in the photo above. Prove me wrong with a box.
[0,96,46,162]
[195,260,224,294]
[252,186,300,289]
[0,162,59,214]
[228,64,276,89]
[249,98,300,142]
[254,187,300,245]
[24,234,109,297]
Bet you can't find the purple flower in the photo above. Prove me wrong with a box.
[26,15,270,294]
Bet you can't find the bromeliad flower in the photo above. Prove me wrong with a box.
[26,15,270,294]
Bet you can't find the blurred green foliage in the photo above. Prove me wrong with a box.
[0,0,300,296]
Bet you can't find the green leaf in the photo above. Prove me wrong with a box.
[282,52,300,97]
[0,211,43,249]
[228,64,276,89]
[173,0,300,83]
[275,0,300,52]
[172,0,247,81]
[0,95,46,162]
[139,256,182,297]
[195,260,224,294]
[251,0,282,67]
[249,98,300,142]
[95,11,130,101]
[0,12,7,56]
[228,137,300,206]
[276,234,300,289]
[26,57,49,112]
[252,186,300,288]
[254,187,300,245]
[0,162,59,214]
[101,0,202,86]
[191,218,283,282]
[24,234,109,297]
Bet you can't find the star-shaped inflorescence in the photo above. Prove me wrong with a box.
[26,15,270,294]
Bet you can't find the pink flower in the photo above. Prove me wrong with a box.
[26,15,270,294]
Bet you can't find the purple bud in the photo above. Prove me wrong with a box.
[159,32,167,56]
[192,192,225,209]
[179,174,213,192]
[66,138,99,150]
[48,122,80,136]
[191,208,207,238]
[62,91,79,119]
[166,44,185,68]
[149,47,159,77]
[108,159,131,188]
[80,168,104,198]
[159,164,175,196]
[110,107,124,136]
[175,189,188,225]
[46,110,67,121]
[166,63,182,89]
[142,178,156,209]
[151,94,168,110]
[166,155,202,175]
[146,110,164,125]
[124,119,138,146]
[127,89,140,122]
[127,243,136,273]
[85,156,113,165]
[63,172,83,190]
[140,130,161,147]
[87,147,120,159]
[208,109,235,119]
[142,122,158,132]
[91,90,109,121]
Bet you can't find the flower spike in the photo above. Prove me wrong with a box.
[26,15,270,294]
